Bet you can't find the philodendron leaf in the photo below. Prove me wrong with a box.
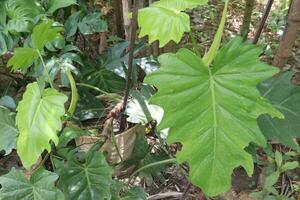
[8,20,63,71]
[145,37,283,196]
[258,72,300,151]
[57,151,112,200]
[0,168,64,200]
[16,82,67,169]
[31,20,63,51]
[0,107,18,155]
[7,48,38,71]
[138,0,207,47]
[47,0,77,14]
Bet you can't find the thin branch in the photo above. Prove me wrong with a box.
[120,0,138,131]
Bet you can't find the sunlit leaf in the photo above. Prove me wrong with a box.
[16,82,67,169]
[145,37,283,196]
[7,47,38,71]
[138,0,207,47]
[31,20,63,51]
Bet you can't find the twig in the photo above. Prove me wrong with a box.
[120,0,139,131]
[253,0,274,44]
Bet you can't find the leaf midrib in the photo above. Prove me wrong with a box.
[208,67,217,176]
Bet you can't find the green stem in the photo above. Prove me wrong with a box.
[76,83,120,102]
[37,50,54,88]
[203,0,229,66]
[128,158,177,185]
[77,83,110,95]
[65,70,78,116]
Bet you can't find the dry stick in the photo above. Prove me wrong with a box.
[120,1,138,132]
[253,0,274,44]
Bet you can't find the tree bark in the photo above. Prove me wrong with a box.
[113,0,125,39]
[253,0,274,44]
[122,0,131,40]
[272,0,300,68]
[241,0,256,40]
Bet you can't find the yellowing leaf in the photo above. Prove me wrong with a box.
[16,82,67,169]
[138,0,207,47]
[145,37,283,196]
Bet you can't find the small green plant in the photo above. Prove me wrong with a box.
[251,150,299,200]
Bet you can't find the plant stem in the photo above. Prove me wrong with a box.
[120,0,138,131]
[128,158,177,185]
[37,50,54,88]
[253,0,274,44]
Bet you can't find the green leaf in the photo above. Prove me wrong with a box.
[84,69,126,93]
[126,88,163,125]
[0,168,64,200]
[47,0,77,14]
[264,171,280,190]
[203,0,228,66]
[0,107,18,155]
[258,72,300,151]
[138,0,207,47]
[16,82,67,169]
[144,37,283,196]
[57,151,112,200]
[281,161,299,172]
[121,187,147,200]
[64,11,81,38]
[7,48,38,71]
[274,151,282,167]
[78,12,107,35]
[31,20,63,51]
[4,0,42,33]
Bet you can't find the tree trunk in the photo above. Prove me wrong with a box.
[113,0,125,39]
[253,0,274,44]
[241,0,256,40]
[122,0,131,40]
[272,0,300,68]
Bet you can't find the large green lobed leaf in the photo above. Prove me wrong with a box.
[57,151,112,200]
[258,72,300,151]
[0,168,64,200]
[145,37,283,196]
[138,0,207,48]
[16,82,67,169]
[0,107,18,155]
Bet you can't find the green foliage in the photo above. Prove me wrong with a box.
[251,151,299,199]
[57,151,113,200]
[126,86,163,125]
[8,20,63,71]
[65,11,107,37]
[0,107,18,155]
[31,20,63,51]
[145,37,283,196]
[78,12,107,35]
[0,168,64,200]
[83,69,126,93]
[47,0,77,14]
[7,48,38,70]
[3,0,42,34]
[16,82,67,169]
[138,0,207,47]
[258,72,300,151]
